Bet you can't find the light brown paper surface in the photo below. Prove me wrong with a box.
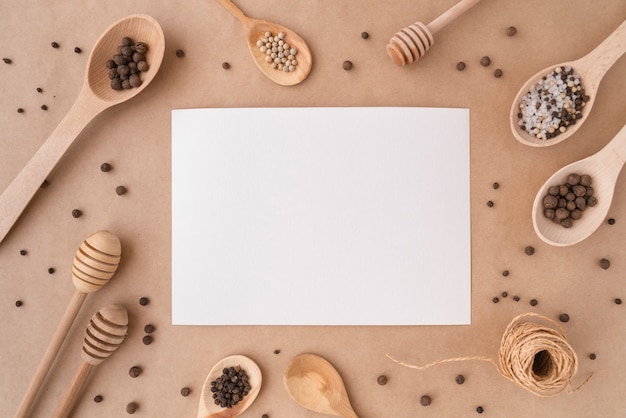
[1,1,625,417]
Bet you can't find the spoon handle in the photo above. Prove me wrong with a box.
[598,123,626,182]
[0,93,103,244]
[14,290,87,418]
[215,0,251,27]
[578,19,626,83]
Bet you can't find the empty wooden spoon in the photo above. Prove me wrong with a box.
[197,355,262,418]
[215,0,312,86]
[52,304,129,418]
[511,19,626,147]
[533,123,626,246]
[14,230,121,418]
[284,353,359,418]
[0,14,165,244]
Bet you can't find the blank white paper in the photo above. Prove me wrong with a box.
[172,107,470,325]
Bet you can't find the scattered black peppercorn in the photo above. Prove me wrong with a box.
[501,291,508,298]
[262,415,269,418]
[524,246,535,255]
[608,218,616,225]
[37,87,43,93]
[116,185,127,195]
[420,395,432,406]
[180,387,191,397]
[175,49,185,58]
[506,26,517,36]
[139,297,149,306]
[41,179,49,188]
[20,249,27,256]
[599,258,611,270]
[456,61,466,71]
[74,47,82,54]
[71,209,82,218]
[94,394,103,403]
[144,324,155,334]
[142,335,153,345]
[15,300,23,307]
[377,375,388,385]
[615,298,622,305]
[502,270,509,277]
[361,31,369,39]
[455,374,465,384]
[342,60,353,71]
[492,297,499,303]
[222,62,230,69]
[589,353,597,360]
[513,295,520,302]
[48,267,55,274]
[129,366,142,378]
[100,162,112,172]
[126,401,138,414]
[17,108,24,113]
[480,56,490,66]
[492,182,500,189]
[530,299,538,306]
[273,349,280,354]
[2,58,12,64]
[51,41,60,48]
[476,406,485,414]
[559,313,570,323]
[487,200,494,207]
[494,69,503,78]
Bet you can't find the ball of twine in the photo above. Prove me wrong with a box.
[387,312,592,397]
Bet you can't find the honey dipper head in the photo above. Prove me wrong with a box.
[72,230,121,294]
[82,304,128,366]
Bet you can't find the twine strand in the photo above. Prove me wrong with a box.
[387,312,593,397]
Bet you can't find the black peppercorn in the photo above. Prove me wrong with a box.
[41,179,49,188]
[361,31,369,39]
[176,49,185,58]
[494,69,503,78]
[144,324,155,334]
[492,182,499,189]
[608,218,616,225]
[142,335,153,345]
[487,200,494,207]
[506,26,517,36]
[524,246,535,255]
[180,387,191,397]
[599,258,611,270]
[129,366,142,378]
[71,209,82,218]
[615,298,622,305]
[589,353,596,360]
[20,249,27,256]
[94,394,103,403]
[455,374,465,384]
[456,61,466,71]
[476,406,484,414]
[342,60,353,71]
[48,267,55,274]
[116,185,127,195]
[501,292,508,298]
[126,401,138,414]
[36,87,43,93]
[40,104,48,111]
[273,349,280,354]
[480,56,490,66]
[513,295,520,302]
[377,375,388,385]
[51,41,60,48]
[530,299,538,306]
[74,47,82,54]
[134,42,148,54]
[139,297,149,306]
[15,300,23,307]
[559,313,570,323]
[502,270,509,277]
[100,162,112,172]
[222,62,230,69]
[17,108,24,113]
[2,58,12,64]
[420,395,432,406]
[262,415,269,418]
[492,297,499,303]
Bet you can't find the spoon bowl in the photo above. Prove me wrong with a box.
[0,14,165,244]
[533,123,626,246]
[284,353,359,418]
[197,355,262,418]
[511,19,626,147]
[215,0,312,86]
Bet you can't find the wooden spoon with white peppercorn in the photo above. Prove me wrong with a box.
[0,14,165,244]
[51,304,129,418]
[510,19,626,147]
[532,123,626,246]
[214,0,312,86]
[14,231,121,418]
[197,355,262,418]
[284,353,359,418]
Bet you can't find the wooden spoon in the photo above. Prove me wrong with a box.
[0,14,165,244]
[532,123,626,246]
[386,0,482,66]
[197,355,262,418]
[284,353,359,418]
[511,19,626,147]
[215,0,312,86]
[14,231,121,418]
[52,304,129,418]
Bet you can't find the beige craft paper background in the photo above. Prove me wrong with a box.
[1,1,625,417]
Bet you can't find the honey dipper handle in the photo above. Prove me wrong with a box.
[14,290,87,418]
[427,0,482,35]
[51,362,94,418]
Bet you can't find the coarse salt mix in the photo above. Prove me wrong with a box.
[517,66,589,140]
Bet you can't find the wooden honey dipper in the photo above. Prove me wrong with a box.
[386,0,482,66]
[14,230,121,418]
[52,304,128,418]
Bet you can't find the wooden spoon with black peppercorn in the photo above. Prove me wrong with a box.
[14,231,121,418]
[51,304,128,418]
[284,353,359,418]
[511,19,626,147]
[197,355,262,418]
[214,0,312,86]
[532,123,626,246]
[0,14,165,244]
